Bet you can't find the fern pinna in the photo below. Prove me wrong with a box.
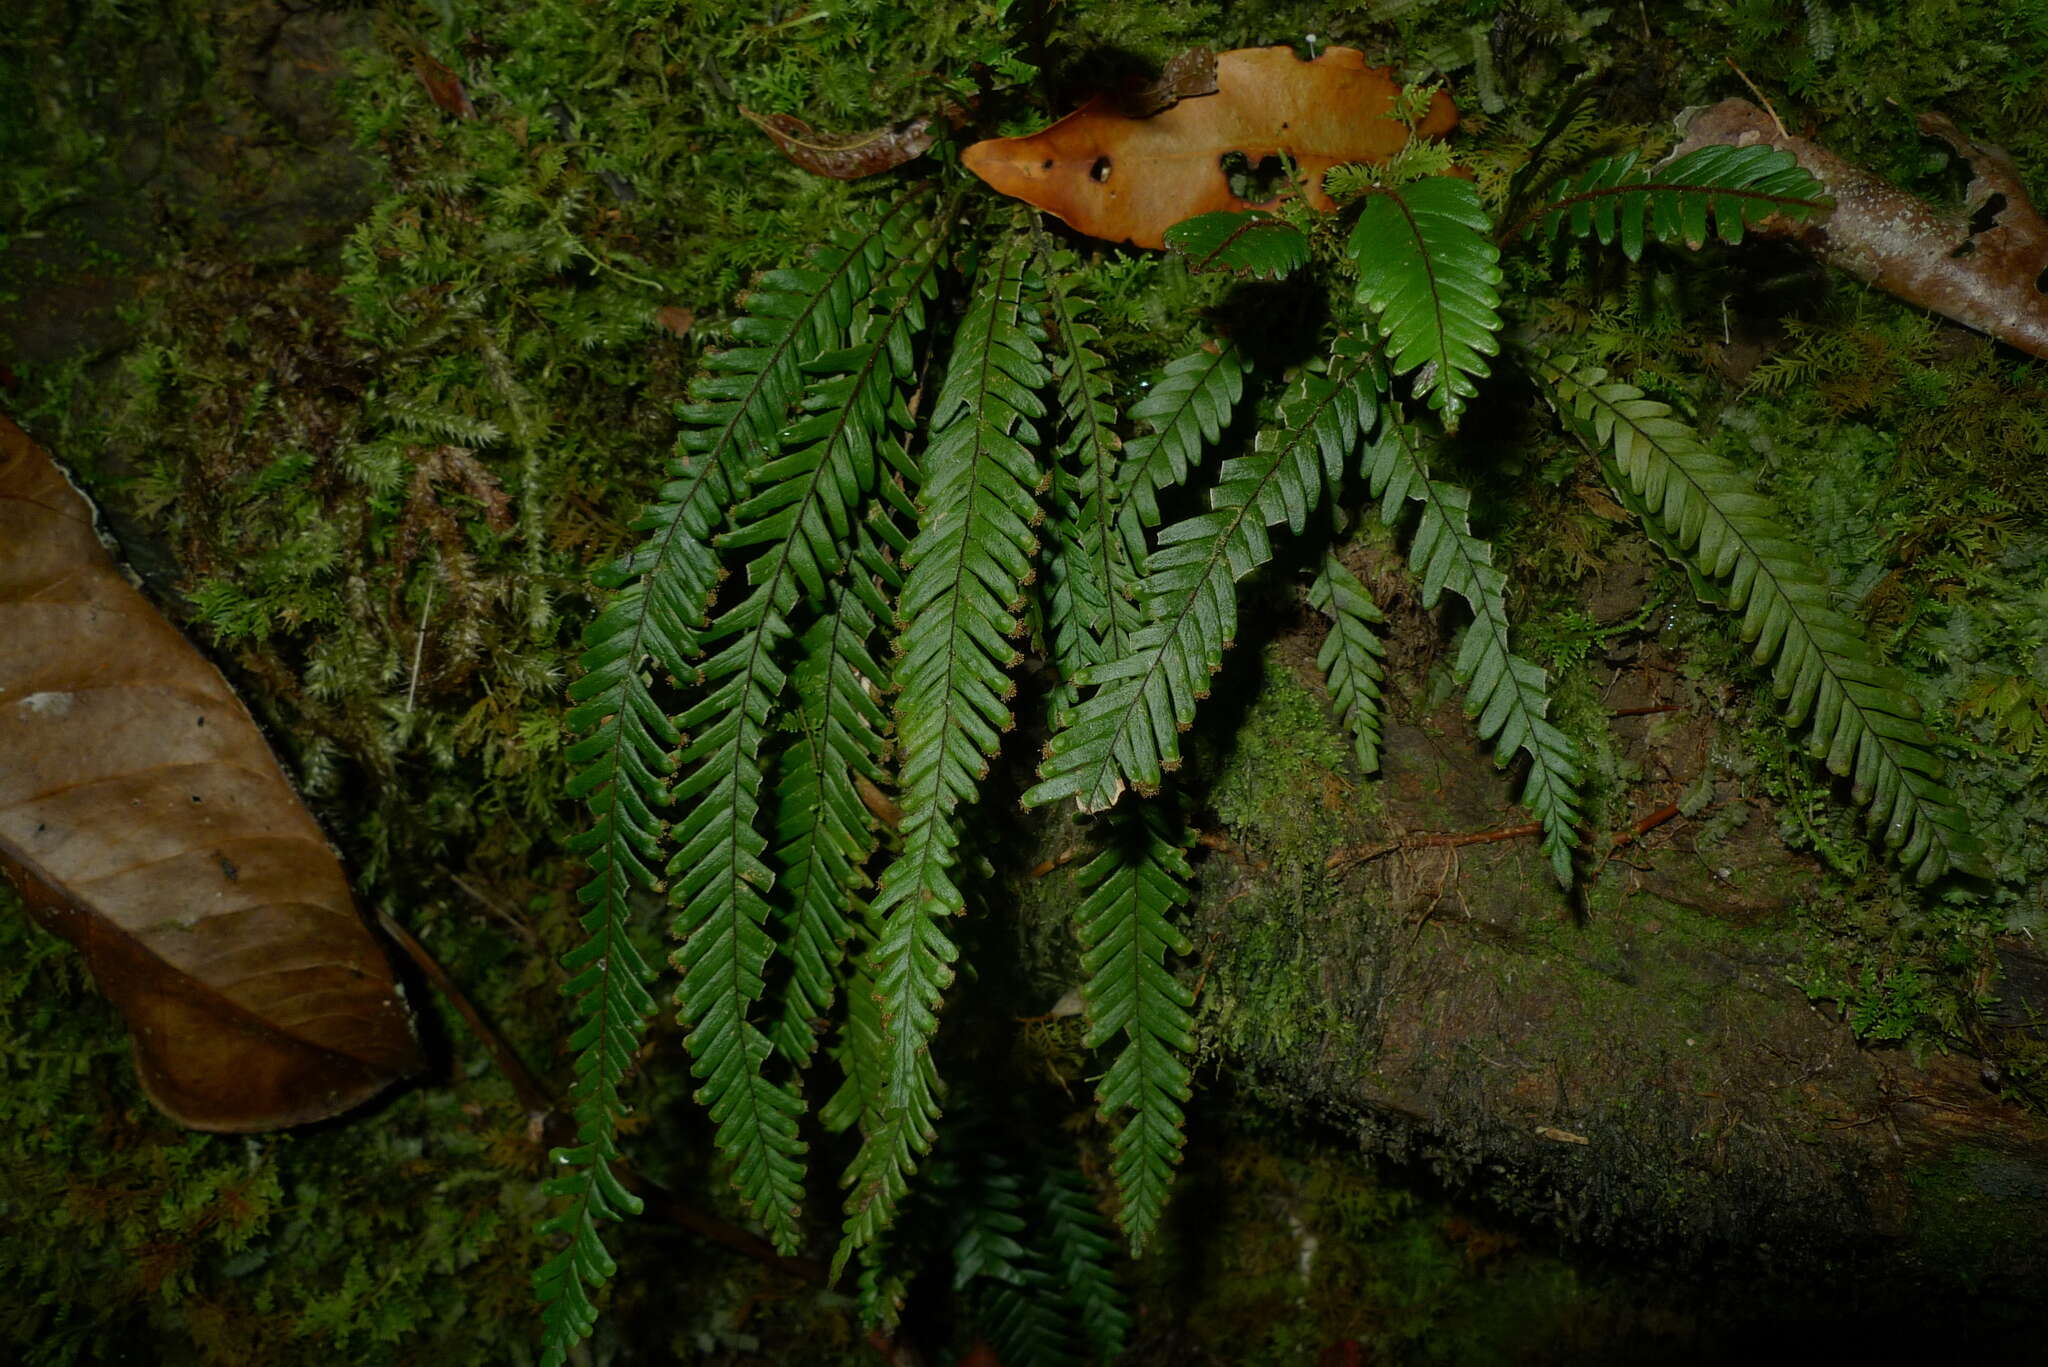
[546,117,1989,1358]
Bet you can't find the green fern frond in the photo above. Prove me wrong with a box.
[768,553,895,1066]
[1520,145,1826,259]
[1026,344,1376,811]
[1361,414,1583,883]
[1534,352,1982,882]
[1347,176,1502,432]
[839,241,1051,1267]
[821,896,888,1137]
[1036,248,1142,726]
[980,1281,1085,1367]
[1114,339,1249,563]
[1310,551,1390,774]
[665,213,946,1252]
[1036,1163,1131,1361]
[1165,210,1311,279]
[543,190,933,1365]
[1072,804,1196,1254]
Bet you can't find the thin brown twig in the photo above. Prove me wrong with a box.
[1326,800,1687,871]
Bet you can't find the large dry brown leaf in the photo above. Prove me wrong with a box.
[0,414,422,1131]
[1676,98,2048,359]
[962,46,1457,249]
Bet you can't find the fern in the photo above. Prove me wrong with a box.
[767,543,895,1066]
[1347,175,1503,432]
[1534,351,1982,882]
[542,191,931,1363]
[1036,247,1139,715]
[1027,343,1377,811]
[1036,1163,1131,1361]
[1310,550,1390,775]
[838,240,1051,1266]
[1164,209,1311,280]
[1520,144,1828,259]
[1114,338,1249,564]
[1360,407,1583,883]
[1072,803,1196,1254]
[663,212,945,1256]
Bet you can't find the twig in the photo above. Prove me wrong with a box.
[377,908,552,1115]
[1327,801,1685,871]
[1610,703,1683,718]
[404,573,435,714]
[1722,57,1786,137]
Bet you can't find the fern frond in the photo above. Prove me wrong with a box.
[1533,352,1982,882]
[665,213,946,1252]
[1072,803,1196,1254]
[543,190,933,1364]
[1520,145,1827,259]
[768,547,895,1066]
[1114,339,1249,563]
[1035,248,1140,714]
[1026,343,1376,812]
[1036,1163,1130,1361]
[1310,551,1390,775]
[839,241,1052,1267]
[1165,210,1310,279]
[1361,415,1583,883]
[980,1281,1085,1367]
[1347,176,1502,431]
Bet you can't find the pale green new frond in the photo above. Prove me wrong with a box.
[664,213,945,1253]
[1347,176,1502,431]
[544,190,931,1366]
[1026,342,1376,812]
[1521,145,1827,259]
[1310,551,1390,775]
[1072,804,1195,1255]
[1114,339,1249,563]
[839,241,1051,1267]
[1361,417,1583,884]
[1534,352,1983,882]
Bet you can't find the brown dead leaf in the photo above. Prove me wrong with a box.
[1112,45,1220,118]
[654,304,695,339]
[742,107,938,180]
[1676,99,2048,359]
[0,413,422,1131]
[963,45,1458,249]
[412,50,475,119]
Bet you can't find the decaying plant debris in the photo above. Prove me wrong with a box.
[1677,97,2048,359]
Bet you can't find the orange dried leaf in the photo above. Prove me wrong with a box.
[412,50,475,119]
[0,414,423,1132]
[963,46,1457,248]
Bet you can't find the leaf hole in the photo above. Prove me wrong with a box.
[1967,192,2007,236]
[2036,265,2048,295]
[1949,239,1976,258]
[1220,151,1288,201]
[1089,156,1113,183]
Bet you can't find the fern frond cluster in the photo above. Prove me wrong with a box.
[545,103,1988,1361]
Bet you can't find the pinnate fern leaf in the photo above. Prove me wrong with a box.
[1361,413,1582,883]
[1114,339,1248,563]
[1026,344,1376,812]
[1535,352,1982,881]
[1036,1163,1131,1361]
[1347,176,1502,431]
[1522,145,1827,259]
[839,241,1051,1266]
[1165,210,1310,280]
[1073,804,1196,1254]
[664,214,944,1253]
[768,554,895,1066]
[542,192,930,1365]
[1310,551,1390,775]
[1035,248,1139,713]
